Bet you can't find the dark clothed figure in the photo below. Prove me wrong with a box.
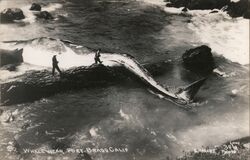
[94,49,102,64]
[52,55,62,76]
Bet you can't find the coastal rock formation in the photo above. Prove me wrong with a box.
[166,0,230,10]
[0,49,23,67]
[34,11,53,20]
[182,7,188,12]
[226,0,250,19]
[0,8,25,23]
[182,45,215,73]
[188,0,230,10]
[30,3,42,11]
[166,0,250,19]
[243,10,250,19]
[166,0,189,8]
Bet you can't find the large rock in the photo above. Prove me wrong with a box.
[226,0,250,19]
[0,8,25,23]
[182,7,188,12]
[243,10,250,19]
[0,49,23,67]
[34,11,53,20]
[188,0,230,10]
[182,45,215,73]
[30,3,42,11]
[166,0,230,10]
[166,0,189,8]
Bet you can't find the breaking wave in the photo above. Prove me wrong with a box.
[187,10,249,65]
[140,0,249,65]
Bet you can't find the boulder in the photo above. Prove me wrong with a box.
[30,3,42,11]
[1,64,18,71]
[0,49,23,67]
[182,7,188,12]
[243,10,250,19]
[188,0,230,10]
[0,8,25,23]
[182,45,215,73]
[167,0,230,10]
[226,0,250,19]
[166,0,188,8]
[34,11,53,20]
[166,0,189,8]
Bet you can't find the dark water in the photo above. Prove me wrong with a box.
[0,0,249,160]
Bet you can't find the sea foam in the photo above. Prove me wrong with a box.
[188,11,249,65]
[140,0,249,65]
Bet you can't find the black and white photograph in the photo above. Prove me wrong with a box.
[0,0,249,159]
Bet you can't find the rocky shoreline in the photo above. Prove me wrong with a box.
[1,0,249,24]
[0,3,53,23]
[165,0,250,19]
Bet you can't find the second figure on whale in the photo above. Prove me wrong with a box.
[95,49,102,64]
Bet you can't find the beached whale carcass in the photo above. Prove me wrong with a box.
[0,54,206,106]
[0,37,206,106]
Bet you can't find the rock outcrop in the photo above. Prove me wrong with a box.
[166,0,189,8]
[30,3,42,11]
[166,0,230,10]
[0,8,25,23]
[226,0,250,19]
[166,0,250,19]
[243,10,250,19]
[189,0,230,10]
[34,11,53,20]
[0,49,23,67]
[182,45,215,73]
[182,7,188,12]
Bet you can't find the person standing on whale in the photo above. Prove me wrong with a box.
[94,49,102,64]
[52,55,62,76]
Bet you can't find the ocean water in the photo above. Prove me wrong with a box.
[0,0,249,160]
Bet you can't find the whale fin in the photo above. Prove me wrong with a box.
[176,78,207,101]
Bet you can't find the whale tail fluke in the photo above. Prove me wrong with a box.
[176,77,207,101]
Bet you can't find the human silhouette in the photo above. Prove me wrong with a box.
[52,55,62,76]
[94,49,102,64]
